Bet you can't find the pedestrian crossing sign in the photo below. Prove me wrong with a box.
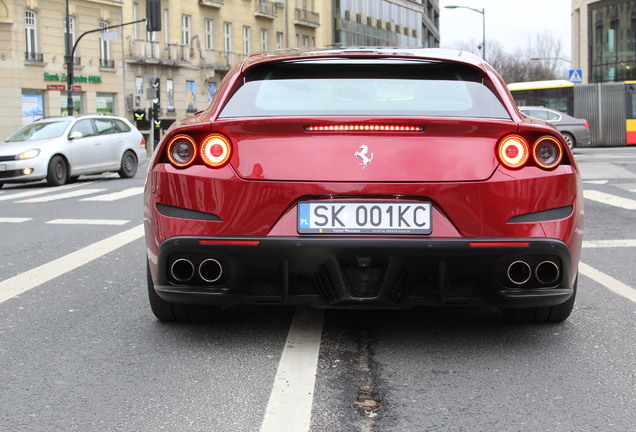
[569,69,583,83]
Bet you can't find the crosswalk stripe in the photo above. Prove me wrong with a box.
[80,187,144,202]
[583,239,636,248]
[0,224,144,304]
[16,188,107,203]
[46,219,130,226]
[580,262,636,304]
[583,190,636,210]
[0,217,32,223]
[0,182,94,202]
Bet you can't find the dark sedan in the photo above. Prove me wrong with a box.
[518,106,591,149]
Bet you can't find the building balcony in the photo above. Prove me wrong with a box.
[100,58,115,68]
[199,0,223,8]
[255,1,279,19]
[294,8,320,28]
[65,56,82,66]
[25,52,44,62]
[200,50,245,70]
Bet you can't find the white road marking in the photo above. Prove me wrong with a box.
[0,217,32,223]
[260,308,324,432]
[46,218,130,226]
[0,224,144,304]
[583,180,609,185]
[583,239,636,248]
[0,182,94,202]
[80,187,144,202]
[583,190,636,210]
[16,188,107,203]
[579,262,636,304]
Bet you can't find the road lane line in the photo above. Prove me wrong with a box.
[0,217,32,223]
[80,187,144,202]
[260,308,324,432]
[579,262,636,304]
[583,190,636,210]
[583,239,636,248]
[0,224,144,304]
[16,188,107,203]
[46,219,130,226]
[0,182,94,202]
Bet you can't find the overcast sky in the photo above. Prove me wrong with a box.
[438,0,572,59]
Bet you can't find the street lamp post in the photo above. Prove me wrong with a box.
[64,0,146,116]
[65,0,73,116]
[445,5,486,62]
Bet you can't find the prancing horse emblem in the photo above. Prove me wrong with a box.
[354,145,374,169]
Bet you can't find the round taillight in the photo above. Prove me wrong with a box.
[534,136,563,169]
[167,135,196,167]
[498,135,529,169]
[200,134,231,167]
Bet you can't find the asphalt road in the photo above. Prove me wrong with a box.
[0,147,634,431]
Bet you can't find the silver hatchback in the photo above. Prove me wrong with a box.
[0,114,146,188]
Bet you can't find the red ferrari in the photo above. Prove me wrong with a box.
[144,49,583,323]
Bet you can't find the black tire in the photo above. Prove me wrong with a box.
[147,261,217,322]
[46,155,68,186]
[562,132,575,150]
[502,278,577,323]
[0,182,4,189]
[118,150,138,178]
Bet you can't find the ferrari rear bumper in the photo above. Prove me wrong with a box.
[150,236,575,310]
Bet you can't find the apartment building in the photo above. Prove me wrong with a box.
[0,0,439,141]
[572,0,636,83]
[0,0,125,140]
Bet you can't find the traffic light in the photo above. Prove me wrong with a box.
[147,0,161,32]
[151,102,160,119]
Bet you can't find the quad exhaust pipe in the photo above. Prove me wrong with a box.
[535,260,560,285]
[169,257,224,284]
[199,258,223,283]
[506,260,560,286]
[170,258,195,282]
[507,260,532,285]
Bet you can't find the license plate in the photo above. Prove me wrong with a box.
[298,201,431,234]
[0,164,5,171]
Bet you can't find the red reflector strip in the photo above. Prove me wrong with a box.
[199,240,261,246]
[469,242,531,248]
[305,124,423,132]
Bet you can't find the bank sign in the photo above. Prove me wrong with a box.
[44,72,102,84]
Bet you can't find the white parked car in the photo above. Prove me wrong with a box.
[0,114,146,188]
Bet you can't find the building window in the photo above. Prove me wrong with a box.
[243,26,251,56]
[223,22,232,54]
[164,9,170,44]
[96,92,115,114]
[186,80,196,112]
[276,32,283,50]
[205,19,214,50]
[99,21,113,68]
[302,35,309,48]
[132,2,139,39]
[25,10,39,61]
[260,29,268,51]
[182,15,191,45]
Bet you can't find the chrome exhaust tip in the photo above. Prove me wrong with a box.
[535,261,560,285]
[170,258,195,282]
[507,260,532,285]
[199,258,223,283]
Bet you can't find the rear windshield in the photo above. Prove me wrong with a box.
[219,59,510,119]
